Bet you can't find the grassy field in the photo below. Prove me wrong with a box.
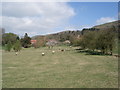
[2,46,118,88]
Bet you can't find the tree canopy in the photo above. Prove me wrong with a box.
[2,33,18,45]
[21,33,31,48]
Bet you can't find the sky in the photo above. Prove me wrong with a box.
[0,2,118,37]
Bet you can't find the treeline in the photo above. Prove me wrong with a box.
[1,25,118,55]
[2,33,31,52]
[72,27,117,55]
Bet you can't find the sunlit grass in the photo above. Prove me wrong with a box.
[2,46,118,88]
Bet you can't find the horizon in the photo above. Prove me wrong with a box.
[0,2,118,36]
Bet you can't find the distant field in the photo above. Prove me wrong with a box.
[2,46,118,88]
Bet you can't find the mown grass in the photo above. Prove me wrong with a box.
[2,46,118,88]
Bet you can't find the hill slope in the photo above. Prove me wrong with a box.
[32,20,119,41]
[93,20,119,30]
[32,30,82,42]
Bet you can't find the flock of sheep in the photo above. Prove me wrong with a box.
[41,49,68,56]
[15,46,72,56]
[42,50,55,56]
[41,46,72,56]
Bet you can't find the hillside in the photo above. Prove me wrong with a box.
[32,20,119,41]
[93,20,119,29]
[32,30,82,42]
[81,20,119,35]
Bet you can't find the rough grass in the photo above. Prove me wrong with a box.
[2,46,118,88]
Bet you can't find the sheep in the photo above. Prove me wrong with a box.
[15,52,18,56]
[42,53,45,56]
[52,50,55,54]
[61,49,64,52]
[113,55,120,57]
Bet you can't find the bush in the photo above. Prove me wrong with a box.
[5,41,12,52]
[78,28,116,55]
[13,40,21,52]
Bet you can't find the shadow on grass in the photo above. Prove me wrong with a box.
[75,49,111,56]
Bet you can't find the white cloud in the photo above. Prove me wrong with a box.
[2,0,71,2]
[1,2,75,36]
[96,17,116,25]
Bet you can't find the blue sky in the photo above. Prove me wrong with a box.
[66,2,118,29]
[1,2,118,36]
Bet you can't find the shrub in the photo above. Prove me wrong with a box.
[13,40,21,52]
[5,41,12,52]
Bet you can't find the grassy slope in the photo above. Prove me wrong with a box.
[2,46,118,88]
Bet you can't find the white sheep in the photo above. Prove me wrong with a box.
[15,52,18,55]
[42,53,45,56]
[52,51,55,54]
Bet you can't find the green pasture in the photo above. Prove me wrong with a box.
[2,46,118,88]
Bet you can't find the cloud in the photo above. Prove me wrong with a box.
[1,2,75,36]
[2,0,119,2]
[96,17,116,25]
[2,0,71,2]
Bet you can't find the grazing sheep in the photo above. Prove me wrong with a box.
[52,51,55,54]
[42,53,45,56]
[15,52,18,56]
[113,55,120,57]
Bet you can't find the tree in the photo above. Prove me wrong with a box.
[79,37,86,49]
[104,29,116,55]
[21,33,31,48]
[5,41,12,52]
[95,30,107,54]
[16,36,20,40]
[2,33,18,46]
[78,31,96,50]
[96,28,116,55]
[78,27,116,55]
[33,36,46,48]
[83,31,97,51]
[13,40,21,52]
[69,36,79,46]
